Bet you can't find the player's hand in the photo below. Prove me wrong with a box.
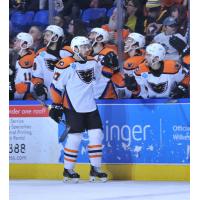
[49,104,63,123]
[170,84,189,98]
[124,74,138,91]
[34,83,48,97]
[169,35,187,54]
[101,52,119,69]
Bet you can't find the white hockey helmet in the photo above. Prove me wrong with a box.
[145,43,166,66]
[124,32,145,53]
[70,36,91,52]
[16,32,33,49]
[90,27,109,46]
[70,36,91,60]
[45,25,64,38]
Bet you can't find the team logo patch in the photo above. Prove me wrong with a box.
[127,63,133,68]
[141,72,148,79]
[76,68,94,84]
[147,81,168,93]
[71,63,76,69]
[45,59,59,71]
[24,61,30,66]
[59,61,64,66]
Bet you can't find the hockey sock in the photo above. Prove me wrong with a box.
[64,133,82,170]
[88,129,103,168]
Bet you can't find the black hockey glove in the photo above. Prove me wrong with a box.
[170,84,189,99]
[101,52,119,69]
[169,35,187,54]
[34,83,48,97]
[49,103,63,123]
[124,74,138,91]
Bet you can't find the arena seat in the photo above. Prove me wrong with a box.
[25,11,35,26]
[106,7,116,17]
[11,12,27,27]
[32,10,49,26]
[81,8,107,24]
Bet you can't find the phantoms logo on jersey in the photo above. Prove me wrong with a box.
[76,68,94,84]
[45,59,59,71]
[147,81,168,93]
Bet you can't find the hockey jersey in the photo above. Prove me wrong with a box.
[134,60,186,98]
[93,47,124,99]
[32,47,72,99]
[51,56,101,113]
[123,52,145,98]
[14,50,35,100]
[153,33,187,61]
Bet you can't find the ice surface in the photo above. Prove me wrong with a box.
[10,180,189,200]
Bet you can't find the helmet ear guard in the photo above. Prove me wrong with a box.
[124,33,145,53]
[90,28,109,46]
[70,36,91,61]
[145,43,166,67]
[45,25,64,47]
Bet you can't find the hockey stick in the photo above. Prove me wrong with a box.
[32,93,69,143]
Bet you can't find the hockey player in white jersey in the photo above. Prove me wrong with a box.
[88,28,124,99]
[32,25,72,99]
[49,36,107,182]
[13,32,35,100]
[123,32,146,98]
[125,43,189,98]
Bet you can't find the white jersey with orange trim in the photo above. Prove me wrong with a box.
[14,50,35,100]
[51,56,101,113]
[93,47,124,99]
[134,60,186,98]
[32,47,64,99]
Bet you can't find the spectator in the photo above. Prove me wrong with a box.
[28,26,44,52]
[102,8,129,44]
[144,0,169,44]
[169,4,188,36]
[63,19,88,45]
[53,13,66,29]
[153,16,187,60]
[125,0,145,33]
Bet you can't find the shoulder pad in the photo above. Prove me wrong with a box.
[62,45,73,54]
[124,56,145,70]
[183,55,190,65]
[18,50,35,68]
[56,57,75,69]
[36,47,47,56]
[134,63,149,76]
[163,60,181,74]
[99,47,117,56]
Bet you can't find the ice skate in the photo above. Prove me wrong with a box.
[63,169,80,183]
[89,165,108,182]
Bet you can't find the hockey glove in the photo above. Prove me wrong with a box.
[169,35,187,54]
[101,52,119,70]
[49,103,63,123]
[170,84,189,99]
[124,74,138,91]
[34,83,48,97]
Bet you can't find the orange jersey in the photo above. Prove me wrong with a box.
[123,55,145,74]
[14,50,35,100]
